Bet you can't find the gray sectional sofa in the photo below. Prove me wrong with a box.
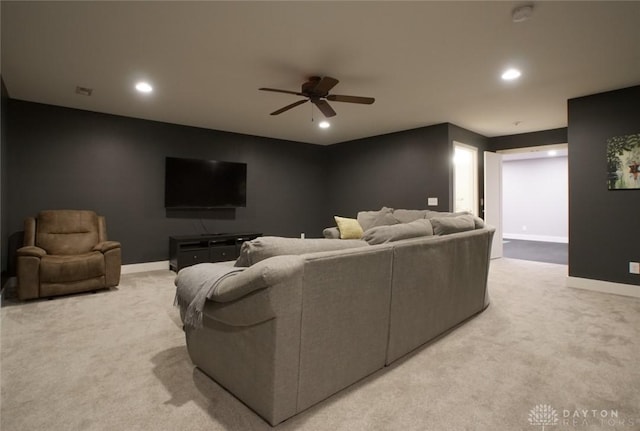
[175,208,495,426]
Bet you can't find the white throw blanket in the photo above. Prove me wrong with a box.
[174,263,244,329]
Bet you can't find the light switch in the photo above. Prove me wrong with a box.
[427,197,438,206]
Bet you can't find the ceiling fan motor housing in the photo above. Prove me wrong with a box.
[302,77,326,97]
[259,76,374,117]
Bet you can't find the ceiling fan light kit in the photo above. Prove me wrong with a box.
[259,76,374,118]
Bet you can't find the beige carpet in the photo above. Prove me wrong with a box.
[2,259,639,430]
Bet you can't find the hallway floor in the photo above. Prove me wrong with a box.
[503,239,568,265]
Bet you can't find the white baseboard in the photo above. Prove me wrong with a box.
[121,261,170,274]
[567,276,640,298]
[503,233,568,243]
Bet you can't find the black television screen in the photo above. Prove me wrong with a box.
[164,157,247,208]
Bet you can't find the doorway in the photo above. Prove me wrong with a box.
[499,144,568,265]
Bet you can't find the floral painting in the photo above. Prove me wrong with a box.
[606,133,640,190]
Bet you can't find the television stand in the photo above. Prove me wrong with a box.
[169,232,261,272]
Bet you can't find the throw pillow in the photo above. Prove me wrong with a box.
[234,236,368,267]
[430,214,476,235]
[424,210,485,229]
[362,219,434,245]
[370,211,399,228]
[334,216,364,239]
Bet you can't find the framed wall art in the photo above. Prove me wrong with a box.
[606,133,640,190]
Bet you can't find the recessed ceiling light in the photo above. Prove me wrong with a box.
[135,82,153,93]
[548,150,558,156]
[501,68,522,81]
[318,121,330,129]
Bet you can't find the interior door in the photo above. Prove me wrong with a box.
[484,151,503,259]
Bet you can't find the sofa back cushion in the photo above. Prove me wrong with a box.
[235,236,369,267]
[36,210,99,255]
[356,207,397,231]
[362,219,433,245]
[431,214,476,235]
[391,209,428,223]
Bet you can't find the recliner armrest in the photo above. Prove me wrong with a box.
[17,246,46,258]
[93,241,121,253]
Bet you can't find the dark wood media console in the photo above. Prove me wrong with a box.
[169,232,261,272]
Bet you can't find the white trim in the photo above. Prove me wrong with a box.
[503,233,568,244]
[567,276,640,298]
[121,261,170,274]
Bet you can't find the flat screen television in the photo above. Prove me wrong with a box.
[164,157,247,208]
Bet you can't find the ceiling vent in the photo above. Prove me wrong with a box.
[75,86,93,96]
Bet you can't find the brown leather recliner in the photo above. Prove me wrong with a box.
[16,210,121,300]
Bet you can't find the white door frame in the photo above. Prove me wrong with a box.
[484,151,503,259]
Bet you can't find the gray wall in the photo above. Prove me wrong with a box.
[325,124,452,218]
[5,100,329,267]
[0,97,528,273]
[568,85,640,286]
[489,128,567,152]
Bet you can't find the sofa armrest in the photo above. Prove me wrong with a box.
[93,241,121,253]
[322,227,340,239]
[211,255,305,302]
[17,246,46,258]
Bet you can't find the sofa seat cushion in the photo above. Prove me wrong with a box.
[40,252,105,283]
[235,236,369,267]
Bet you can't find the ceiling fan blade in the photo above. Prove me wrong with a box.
[270,99,308,115]
[312,77,339,95]
[312,99,336,118]
[259,87,304,96]
[327,94,375,104]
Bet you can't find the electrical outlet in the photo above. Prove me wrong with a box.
[300,233,305,239]
[427,197,438,206]
[629,262,640,274]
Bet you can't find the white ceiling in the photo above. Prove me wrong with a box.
[2,1,639,145]
[501,144,568,161]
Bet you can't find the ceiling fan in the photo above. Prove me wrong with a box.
[259,76,375,118]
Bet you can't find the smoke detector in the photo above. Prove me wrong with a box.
[512,4,534,23]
